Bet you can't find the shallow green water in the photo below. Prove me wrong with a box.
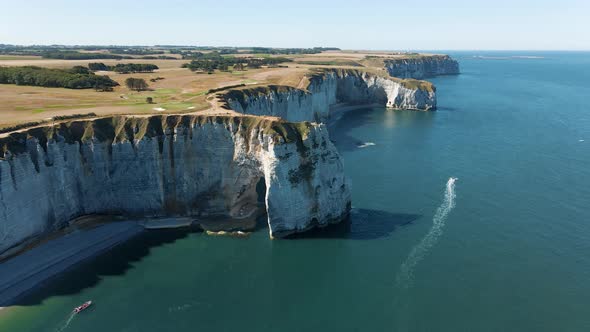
[2,51,590,331]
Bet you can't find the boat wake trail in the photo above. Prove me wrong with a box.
[357,142,376,148]
[55,312,75,332]
[396,177,458,289]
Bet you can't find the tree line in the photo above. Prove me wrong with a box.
[103,48,165,55]
[42,51,127,60]
[181,52,291,73]
[41,51,173,60]
[88,63,159,73]
[250,47,340,54]
[1,45,342,59]
[0,66,119,90]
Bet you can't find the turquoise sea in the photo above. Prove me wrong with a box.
[2,51,590,331]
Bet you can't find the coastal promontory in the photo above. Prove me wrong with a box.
[0,49,459,256]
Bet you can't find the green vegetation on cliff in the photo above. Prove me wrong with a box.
[398,79,435,92]
[0,115,314,158]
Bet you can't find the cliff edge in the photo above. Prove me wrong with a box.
[0,115,351,254]
[0,58,454,255]
[384,55,460,79]
[222,69,436,123]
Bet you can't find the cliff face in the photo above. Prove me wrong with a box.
[224,69,436,122]
[0,65,446,254]
[0,115,351,253]
[223,86,317,122]
[384,55,460,79]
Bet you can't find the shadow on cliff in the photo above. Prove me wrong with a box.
[8,228,198,306]
[286,208,422,240]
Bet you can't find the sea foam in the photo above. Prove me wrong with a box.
[396,177,458,288]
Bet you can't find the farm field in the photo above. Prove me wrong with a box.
[0,48,427,128]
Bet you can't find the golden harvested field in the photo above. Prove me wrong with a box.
[0,60,305,126]
[0,50,424,128]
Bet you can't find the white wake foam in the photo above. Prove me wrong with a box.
[396,177,458,289]
[55,312,75,332]
[357,142,376,148]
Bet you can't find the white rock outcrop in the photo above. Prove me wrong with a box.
[384,55,460,79]
[224,69,436,123]
[0,116,351,254]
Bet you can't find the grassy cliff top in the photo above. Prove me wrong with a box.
[0,50,448,133]
[0,114,314,157]
[383,54,456,63]
[396,78,436,92]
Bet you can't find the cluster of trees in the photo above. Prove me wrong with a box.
[88,63,159,73]
[87,63,110,71]
[42,51,175,60]
[181,53,291,73]
[140,55,176,60]
[246,58,291,68]
[125,77,149,91]
[180,51,222,60]
[0,44,64,56]
[104,48,165,55]
[111,63,159,73]
[41,51,127,60]
[250,47,340,54]
[174,48,237,58]
[0,66,119,90]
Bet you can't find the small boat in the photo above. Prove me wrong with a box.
[73,301,92,313]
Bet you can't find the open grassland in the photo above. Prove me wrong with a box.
[0,60,303,127]
[0,50,437,129]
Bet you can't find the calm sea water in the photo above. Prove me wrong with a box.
[2,51,590,332]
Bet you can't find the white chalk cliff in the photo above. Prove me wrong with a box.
[0,116,350,253]
[0,69,441,255]
[384,55,460,79]
[224,69,437,123]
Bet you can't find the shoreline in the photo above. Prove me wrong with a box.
[0,104,371,311]
[0,221,144,308]
[0,214,259,311]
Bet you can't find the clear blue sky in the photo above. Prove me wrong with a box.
[1,0,588,50]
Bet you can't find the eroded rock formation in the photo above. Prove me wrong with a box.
[0,116,350,253]
[384,55,460,79]
[0,66,449,254]
[223,69,436,123]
